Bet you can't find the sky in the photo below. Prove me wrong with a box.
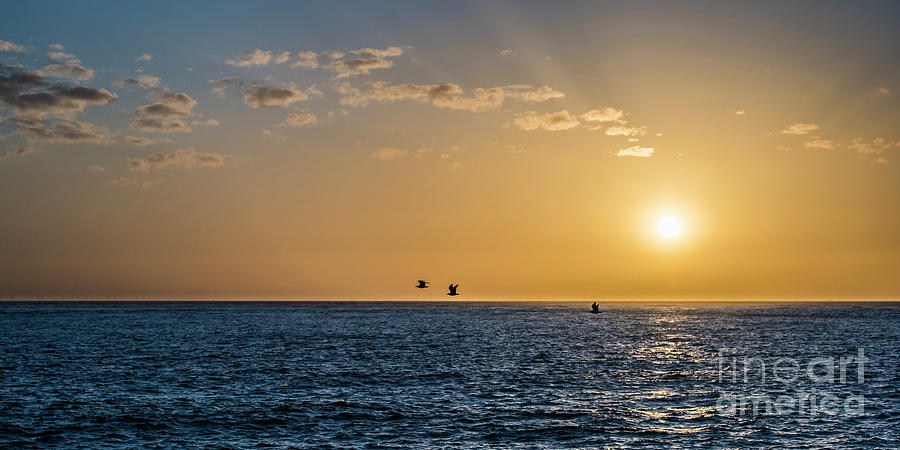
[1,1,899,300]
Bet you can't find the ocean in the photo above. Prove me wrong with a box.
[1,301,898,447]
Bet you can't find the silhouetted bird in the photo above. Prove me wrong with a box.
[447,284,460,296]
[416,280,430,289]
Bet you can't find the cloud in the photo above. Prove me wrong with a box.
[804,138,836,150]
[876,87,891,96]
[283,112,317,127]
[605,125,646,136]
[87,165,105,171]
[12,117,111,143]
[735,109,746,115]
[328,57,394,78]
[129,90,197,133]
[135,91,196,117]
[243,86,307,108]
[581,107,624,122]
[847,137,899,155]
[875,157,888,165]
[0,66,115,118]
[130,116,190,133]
[502,85,565,102]
[0,40,26,53]
[123,135,156,146]
[135,53,152,62]
[273,51,291,64]
[48,43,64,51]
[227,48,291,67]
[114,75,161,90]
[40,63,94,81]
[506,110,581,131]
[128,148,226,171]
[291,51,319,68]
[208,76,244,97]
[322,50,345,60]
[371,147,407,160]
[781,123,819,135]
[192,118,220,127]
[350,46,404,58]
[337,81,563,111]
[499,48,516,57]
[616,145,654,158]
[108,177,161,189]
[0,146,36,160]
[46,51,76,61]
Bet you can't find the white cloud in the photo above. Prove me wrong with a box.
[371,147,407,160]
[291,51,319,68]
[581,107,624,122]
[192,119,220,127]
[350,46,404,58]
[40,63,94,81]
[273,51,291,64]
[337,81,562,111]
[847,137,899,155]
[804,138,836,150]
[735,109,746,115]
[135,53,152,62]
[114,75,161,90]
[48,43,64,51]
[227,49,275,67]
[0,39,26,53]
[506,110,581,131]
[208,76,244,97]
[616,145,654,158]
[46,51,76,61]
[283,112,317,127]
[605,125,646,136]
[781,123,819,135]
[499,48,516,57]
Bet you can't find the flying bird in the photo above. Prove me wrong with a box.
[447,284,460,296]
[416,280,429,289]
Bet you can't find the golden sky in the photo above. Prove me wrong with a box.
[1,2,898,299]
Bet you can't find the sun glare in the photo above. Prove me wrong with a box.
[657,216,682,239]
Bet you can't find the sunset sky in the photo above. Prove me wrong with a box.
[1,1,898,300]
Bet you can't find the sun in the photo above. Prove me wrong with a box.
[657,216,682,239]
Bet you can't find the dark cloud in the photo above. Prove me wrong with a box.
[128,148,226,171]
[123,135,156,146]
[11,116,111,143]
[0,65,117,117]
[327,58,393,79]
[243,86,307,108]
[130,90,197,132]
[0,146,36,160]
[40,63,94,81]
[130,116,190,133]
